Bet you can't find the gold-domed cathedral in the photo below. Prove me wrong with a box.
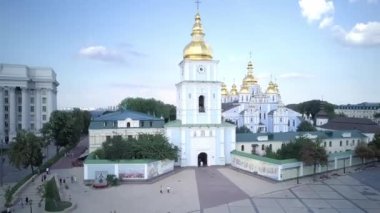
[221,61,302,133]
[165,12,236,167]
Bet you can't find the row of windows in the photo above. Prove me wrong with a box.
[337,106,379,110]
[323,139,360,147]
[3,105,47,113]
[103,121,154,128]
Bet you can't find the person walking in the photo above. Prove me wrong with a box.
[160,185,163,194]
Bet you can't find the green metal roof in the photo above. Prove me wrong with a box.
[231,150,298,165]
[165,120,236,128]
[84,152,156,164]
[236,130,366,143]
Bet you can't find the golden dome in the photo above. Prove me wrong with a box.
[183,13,213,60]
[242,61,257,86]
[230,83,238,95]
[221,82,229,96]
[240,85,249,94]
[266,81,278,94]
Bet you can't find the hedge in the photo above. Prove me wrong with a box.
[44,178,72,211]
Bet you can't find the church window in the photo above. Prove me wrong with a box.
[324,142,326,147]
[213,93,215,99]
[113,121,117,127]
[246,96,248,102]
[346,140,348,146]
[329,141,332,147]
[199,95,205,112]
[352,140,355,145]
[250,118,253,122]
[241,145,244,151]
[259,113,261,119]
[292,120,295,127]
[127,122,130,128]
[340,141,342,146]
[189,93,191,99]
[264,113,266,120]
[288,120,290,126]
[280,117,283,123]
[272,96,274,101]
[261,144,265,150]
[103,122,107,127]
[141,121,145,127]
[269,144,272,150]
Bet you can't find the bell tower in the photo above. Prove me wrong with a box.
[176,12,221,125]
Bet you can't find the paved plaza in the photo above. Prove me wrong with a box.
[3,164,379,213]
[1,137,379,212]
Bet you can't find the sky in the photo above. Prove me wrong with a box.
[0,0,379,109]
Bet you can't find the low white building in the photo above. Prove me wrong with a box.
[0,64,59,144]
[236,130,368,156]
[88,110,165,153]
[335,102,380,123]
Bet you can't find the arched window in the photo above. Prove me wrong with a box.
[261,144,265,150]
[199,95,205,112]
[241,145,245,151]
[127,122,130,128]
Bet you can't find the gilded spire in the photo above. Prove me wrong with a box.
[242,60,257,87]
[183,13,213,60]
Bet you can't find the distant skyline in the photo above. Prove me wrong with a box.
[1,0,379,109]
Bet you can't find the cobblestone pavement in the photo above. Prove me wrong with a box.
[4,140,380,213]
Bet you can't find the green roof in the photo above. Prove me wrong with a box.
[165,120,236,128]
[84,152,156,164]
[236,130,366,143]
[231,150,298,165]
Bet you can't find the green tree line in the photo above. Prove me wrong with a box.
[119,97,176,122]
[94,134,179,161]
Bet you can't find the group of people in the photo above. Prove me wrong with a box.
[160,185,172,194]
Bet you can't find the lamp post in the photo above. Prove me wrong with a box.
[0,139,3,187]
[29,199,33,213]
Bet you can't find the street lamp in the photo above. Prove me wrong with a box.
[0,139,3,187]
[29,199,33,213]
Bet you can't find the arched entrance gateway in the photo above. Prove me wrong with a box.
[198,152,208,167]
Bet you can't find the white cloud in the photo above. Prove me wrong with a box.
[319,17,334,29]
[333,22,380,46]
[79,45,125,62]
[278,72,315,79]
[345,22,380,45]
[299,0,334,22]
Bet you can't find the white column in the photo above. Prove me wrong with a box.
[9,87,16,138]
[0,88,4,142]
[349,155,352,166]
[35,88,42,131]
[21,88,29,130]
[334,157,338,169]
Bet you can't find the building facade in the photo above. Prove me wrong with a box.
[335,102,380,124]
[165,12,236,167]
[88,110,165,153]
[236,130,368,156]
[221,63,302,133]
[0,64,58,143]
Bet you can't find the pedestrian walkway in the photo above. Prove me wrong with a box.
[195,167,249,209]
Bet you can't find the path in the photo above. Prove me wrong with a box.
[51,136,88,170]
[195,167,249,209]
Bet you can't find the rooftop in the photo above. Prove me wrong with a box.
[93,110,163,122]
[320,117,380,134]
[236,130,366,143]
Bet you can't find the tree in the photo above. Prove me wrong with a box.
[48,111,78,154]
[8,131,43,173]
[287,100,336,119]
[96,134,179,160]
[236,126,252,133]
[119,97,176,122]
[368,134,380,161]
[298,138,328,181]
[355,142,374,165]
[297,121,316,132]
[276,139,305,160]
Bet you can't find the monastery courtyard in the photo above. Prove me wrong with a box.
[10,162,380,213]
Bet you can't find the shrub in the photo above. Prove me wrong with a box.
[44,178,72,211]
[106,174,119,186]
